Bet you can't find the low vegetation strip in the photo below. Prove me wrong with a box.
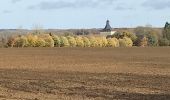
[7,34,133,48]
[0,22,169,48]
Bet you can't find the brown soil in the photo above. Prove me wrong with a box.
[0,47,170,100]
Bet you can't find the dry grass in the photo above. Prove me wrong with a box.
[0,47,170,100]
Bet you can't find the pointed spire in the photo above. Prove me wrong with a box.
[103,20,112,32]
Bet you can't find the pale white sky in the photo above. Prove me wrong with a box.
[0,0,170,29]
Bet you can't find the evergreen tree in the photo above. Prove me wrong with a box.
[163,22,170,40]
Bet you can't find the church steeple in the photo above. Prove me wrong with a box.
[100,20,116,36]
[103,20,112,32]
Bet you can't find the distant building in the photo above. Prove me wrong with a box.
[100,20,116,36]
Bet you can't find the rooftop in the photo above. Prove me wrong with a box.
[102,20,112,32]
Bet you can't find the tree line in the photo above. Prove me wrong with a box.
[3,22,170,48]
[6,34,133,48]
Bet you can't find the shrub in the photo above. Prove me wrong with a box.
[75,36,84,47]
[139,36,148,47]
[119,37,133,47]
[134,26,160,46]
[67,36,77,47]
[101,37,108,47]
[114,31,137,42]
[52,35,61,47]
[60,36,69,47]
[96,37,103,47]
[14,36,28,47]
[147,33,158,46]
[107,38,119,47]
[113,32,123,39]
[35,38,46,47]
[159,38,170,46]
[82,37,91,47]
[26,34,37,47]
[44,36,54,47]
[88,36,98,47]
[134,35,148,47]
[123,31,137,42]
[7,36,16,47]
[38,34,54,47]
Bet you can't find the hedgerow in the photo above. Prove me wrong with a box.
[6,33,135,48]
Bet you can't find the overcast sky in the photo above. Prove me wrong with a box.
[0,0,170,29]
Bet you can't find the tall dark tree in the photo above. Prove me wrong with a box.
[163,22,170,40]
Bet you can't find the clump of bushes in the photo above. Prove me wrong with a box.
[88,36,98,47]
[26,34,37,47]
[52,35,61,47]
[37,34,54,47]
[119,37,133,47]
[7,36,17,47]
[6,33,135,48]
[159,38,170,46]
[35,38,46,47]
[7,34,54,48]
[75,36,84,47]
[101,37,108,47]
[60,36,69,47]
[14,36,28,47]
[67,36,77,47]
[107,38,119,47]
[82,37,91,47]
[114,31,137,43]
